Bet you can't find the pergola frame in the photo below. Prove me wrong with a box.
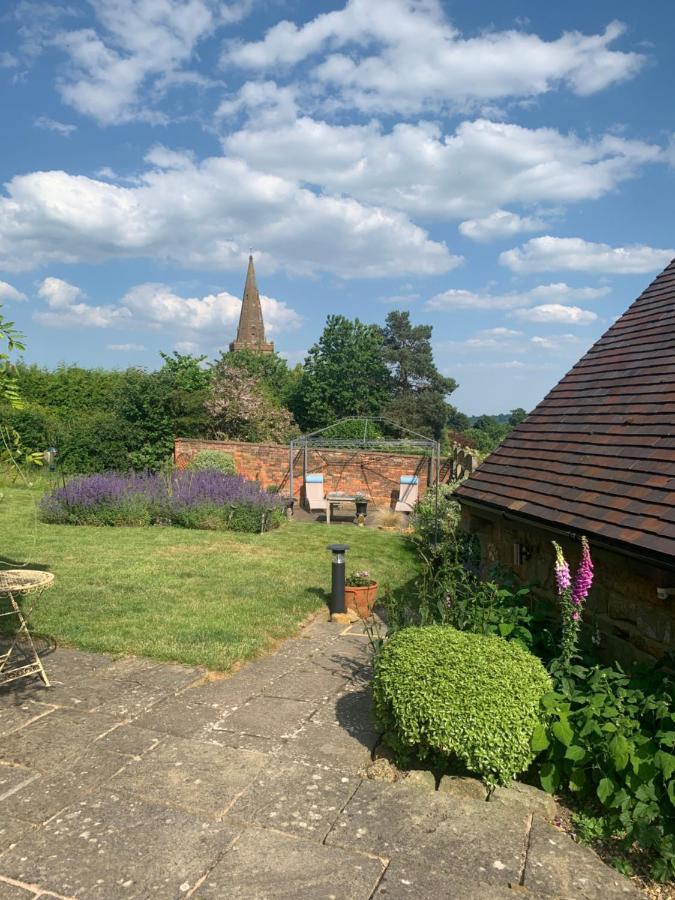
[289,417,441,521]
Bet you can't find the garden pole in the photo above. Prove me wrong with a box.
[327,544,349,616]
[289,441,294,506]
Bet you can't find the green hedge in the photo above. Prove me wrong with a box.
[187,450,236,475]
[373,625,551,786]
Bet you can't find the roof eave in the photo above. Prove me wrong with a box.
[457,493,675,574]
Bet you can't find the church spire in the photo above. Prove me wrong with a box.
[229,254,274,354]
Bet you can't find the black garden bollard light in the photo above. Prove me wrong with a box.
[327,543,349,617]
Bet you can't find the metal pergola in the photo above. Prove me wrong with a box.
[289,417,441,518]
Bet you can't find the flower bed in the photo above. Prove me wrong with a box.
[39,471,285,532]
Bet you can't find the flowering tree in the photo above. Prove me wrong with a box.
[552,536,594,670]
[206,363,298,443]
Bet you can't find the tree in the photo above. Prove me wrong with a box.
[508,407,527,427]
[213,349,300,408]
[206,362,298,443]
[379,310,457,438]
[447,405,470,433]
[0,308,43,472]
[295,315,390,430]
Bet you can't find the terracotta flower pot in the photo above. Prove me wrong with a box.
[344,581,378,619]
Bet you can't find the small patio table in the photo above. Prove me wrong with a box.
[0,569,54,688]
[326,492,367,525]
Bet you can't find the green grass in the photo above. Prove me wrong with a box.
[0,485,417,671]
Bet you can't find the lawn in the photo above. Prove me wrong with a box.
[0,484,417,671]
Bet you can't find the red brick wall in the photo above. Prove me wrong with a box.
[174,438,434,508]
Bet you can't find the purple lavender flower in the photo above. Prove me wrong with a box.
[39,470,284,530]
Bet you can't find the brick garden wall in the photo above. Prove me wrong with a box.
[175,437,438,508]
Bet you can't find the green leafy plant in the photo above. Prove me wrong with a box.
[187,449,236,475]
[533,661,675,881]
[345,570,375,587]
[373,625,551,787]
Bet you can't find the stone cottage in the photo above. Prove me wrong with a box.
[456,260,675,664]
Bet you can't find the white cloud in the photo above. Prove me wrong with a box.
[512,303,598,325]
[34,116,77,136]
[426,282,609,311]
[36,277,131,327]
[501,236,675,274]
[459,210,546,242]
[530,333,582,351]
[108,343,145,351]
[222,116,661,219]
[228,1,643,113]
[53,0,247,124]
[174,340,200,354]
[33,277,302,336]
[0,281,27,302]
[0,158,456,277]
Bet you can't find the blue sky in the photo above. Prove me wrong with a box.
[1,0,674,414]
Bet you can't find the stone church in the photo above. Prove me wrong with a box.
[229,255,274,355]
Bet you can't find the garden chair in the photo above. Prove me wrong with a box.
[304,473,328,517]
[395,475,419,513]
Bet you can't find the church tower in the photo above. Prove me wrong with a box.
[229,255,274,354]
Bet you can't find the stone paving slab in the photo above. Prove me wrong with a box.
[0,878,39,899]
[131,695,229,739]
[0,791,238,899]
[0,819,34,857]
[326,780,529,887]
[228,759,359,841]
[0,703,56,738]
[1,748,127,825]
[282,686,379,773]
[523,818,644,899]
[0,767,38,801]
[192,826,384,899]
[109,737,266,819]
[262,666,349,702]
[373,861,531,898]
[0,709,120,770]
[93,723,164,758]
[217,694,315,739]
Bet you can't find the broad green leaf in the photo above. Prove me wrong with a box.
[498,622,514,637]
[540,761,560,794]
[569,767,587,791]
[531,724,550,752]
[565,744,587,762]
[552,718,574,747]
[597,777,615,805]
[609,734,630,772]
[656,751,675,780]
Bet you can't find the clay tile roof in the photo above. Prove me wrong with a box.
[456,258,675,565]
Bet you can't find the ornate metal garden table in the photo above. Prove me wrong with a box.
[0,569,54,688]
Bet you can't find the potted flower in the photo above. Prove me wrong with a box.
[344,570,378,618]
[354,492,368,524]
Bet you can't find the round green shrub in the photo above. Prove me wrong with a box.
[187,450,236,475]
[372,625,551,786]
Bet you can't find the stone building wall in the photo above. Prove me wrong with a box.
[461,505,675,664]
[175,438,435,508]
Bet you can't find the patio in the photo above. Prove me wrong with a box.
[0,614,642,899]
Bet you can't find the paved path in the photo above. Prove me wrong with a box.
[0,616,641,899]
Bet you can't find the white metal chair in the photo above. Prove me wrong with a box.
[305,473,328,516]
[395,475,419,513]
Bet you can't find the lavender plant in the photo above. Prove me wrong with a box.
[39,471,285,532]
